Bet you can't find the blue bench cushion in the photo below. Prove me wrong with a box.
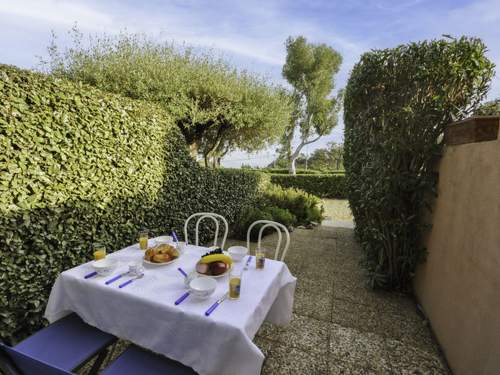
[14,313,116,371]
[103,345,197,375]
[0,342,73,375]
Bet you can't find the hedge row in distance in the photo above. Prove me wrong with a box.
[343,37,494,290]
[269,174,346,199]
[0,64,266,343]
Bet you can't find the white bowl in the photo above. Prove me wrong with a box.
[92,258,118,276]
[156,235,173,244]
[188,276,217,299]
[228,246,248,262]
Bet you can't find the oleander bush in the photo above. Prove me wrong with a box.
[0,64,267,343]
[270,174,346,198]
[343,37,494,290]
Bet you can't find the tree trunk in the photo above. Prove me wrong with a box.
[189,142,199,159]
[288,134,322,175]
[289,158,297,174]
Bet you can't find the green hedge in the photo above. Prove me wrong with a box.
[270,174,346,198]
[0,65,266,343]
[343,37,494,290]
[262,168,324,175]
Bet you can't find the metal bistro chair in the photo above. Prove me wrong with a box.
[184,212,228,249]
[0,313,116,375]
[247,220,290,261]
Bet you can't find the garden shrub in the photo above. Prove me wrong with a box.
[232,206,275,241]
[343,37,494,290]
[264,206,296,228]
[0,65,266,343]
[261,184,324,224]
[232,183,323,240]
[270,174,346,198]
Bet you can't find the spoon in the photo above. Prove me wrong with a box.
[118,273,144,288]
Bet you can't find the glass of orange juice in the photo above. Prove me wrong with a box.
[229,267,243,299]
[138,230,149,250]
[255,246,266,270]
[93,243,106,260]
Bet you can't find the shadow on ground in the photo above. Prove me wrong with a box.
[227,226,450,375]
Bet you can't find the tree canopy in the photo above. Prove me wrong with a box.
[270,142,344,171]
[41,29,292,166]
[280,36,343,174]
[476,98,500,115]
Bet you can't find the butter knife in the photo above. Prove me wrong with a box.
[205,293,228,316]
[244,255,253,270]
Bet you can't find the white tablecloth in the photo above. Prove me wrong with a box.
[44,239,296,375]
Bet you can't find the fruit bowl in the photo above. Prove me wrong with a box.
[195,249,233,278]
[195,261,232,278]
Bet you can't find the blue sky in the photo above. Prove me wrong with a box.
[1,0,499,167]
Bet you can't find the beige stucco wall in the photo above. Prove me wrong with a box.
[414,137,500,375]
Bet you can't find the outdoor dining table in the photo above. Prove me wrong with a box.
[44,238,297,375]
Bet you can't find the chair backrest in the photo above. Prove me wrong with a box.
[246,220,290,261]
[0,342,73,375]
[184,212,229,249]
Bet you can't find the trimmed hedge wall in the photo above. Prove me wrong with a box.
[270,174,346,199]
[343,37,494,290]
[0,65,266,343]
[262,168,324,175]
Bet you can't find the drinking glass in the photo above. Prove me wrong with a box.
[138,230,149,250]
[93,243,106,260]
[229,267,243,299]
[255,246,266,270]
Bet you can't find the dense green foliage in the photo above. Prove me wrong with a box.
[232,184,324,240]
[344,37,494,290]
[270,142,344,171]
[280,36,343,174]
[262,168,325,175]
[261,184,323,224]
[475,98,500,115]
[42,30,292,165]
[270,174,346,198]
[0,65,267,343]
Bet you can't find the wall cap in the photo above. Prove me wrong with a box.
[445,116,499,146]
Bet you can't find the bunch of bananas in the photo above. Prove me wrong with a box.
[199,253,233,266]
[197,248,233,276]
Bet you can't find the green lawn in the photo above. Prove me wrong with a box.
[322,199,353,222]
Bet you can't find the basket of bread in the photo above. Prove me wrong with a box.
[143,243,180,265]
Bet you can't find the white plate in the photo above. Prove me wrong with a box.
[143,257,178,266]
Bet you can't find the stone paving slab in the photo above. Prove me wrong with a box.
[247,226,450,375]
